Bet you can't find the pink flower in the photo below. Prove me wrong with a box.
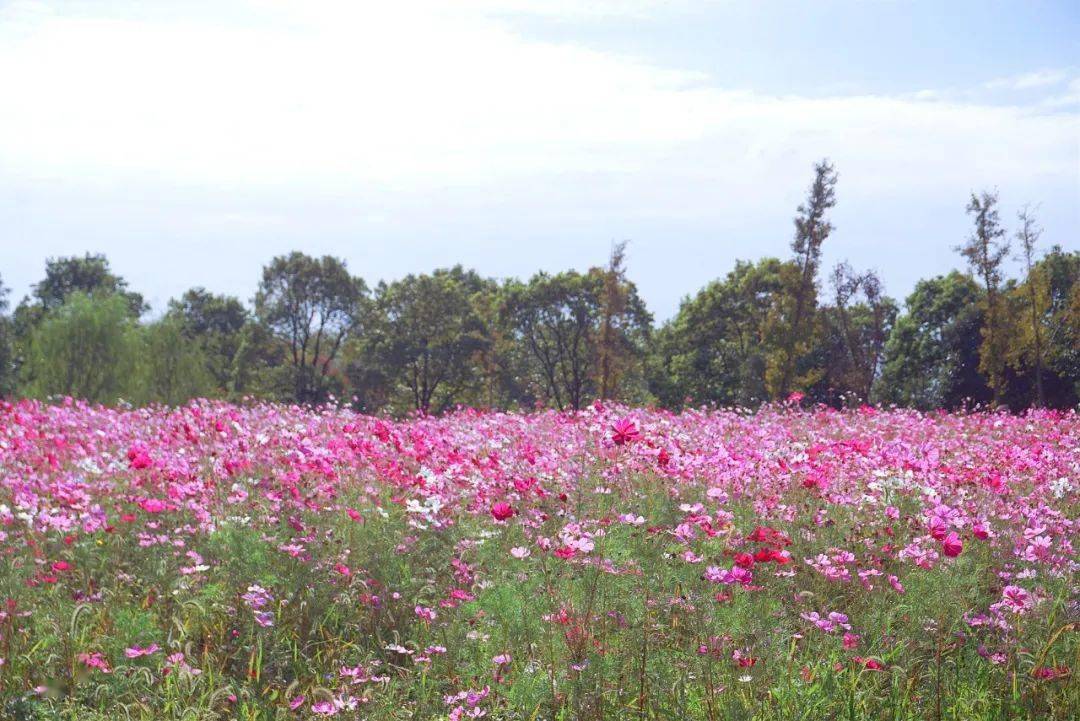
[510,546,530,559]
[124,643,160,658]
[289,696,306,710]
[887,574,905,594]
[942,532,963,558]
[490,502,514,521]
[77,651,111,673]
[611,417,641,446]
[242,585,273,609]
[1032,665,1070,681]
[311,700,338,716]
[139,498,167,514]
[127,446,152,469]
[1000,585,1033,614]
[415,605,437,621]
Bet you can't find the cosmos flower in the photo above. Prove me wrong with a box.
[124,644,160,658]
[611,417,640,445]
[942,532,963,558]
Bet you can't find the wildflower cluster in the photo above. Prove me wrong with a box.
[0,398,1075,719]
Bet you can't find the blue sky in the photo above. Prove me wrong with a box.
[1,0,1077,320]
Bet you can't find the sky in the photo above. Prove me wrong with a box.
[1,0,1077,320]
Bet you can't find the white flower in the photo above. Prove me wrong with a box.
[1049,477,1070,499]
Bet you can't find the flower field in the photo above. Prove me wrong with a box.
[0,399,1076,720]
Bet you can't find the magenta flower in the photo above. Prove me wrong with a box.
[124,643,159,658]
[611,417,641,445]
[139,498,167,514]
[942,532,963,558]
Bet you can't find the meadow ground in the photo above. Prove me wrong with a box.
[0,399,1076,720]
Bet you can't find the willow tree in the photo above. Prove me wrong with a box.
[25,292,139,404]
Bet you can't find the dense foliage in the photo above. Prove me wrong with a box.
[0,164,1077,412]
[0,399,1074,719]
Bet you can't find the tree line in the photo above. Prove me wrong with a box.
[1,161,1076,412]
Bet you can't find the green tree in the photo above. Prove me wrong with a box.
[1012,206,1046,406]
[597,242,631,400]
[469,280,530,410]
[771,159,838,398]
[135,316,215,406]
[24,293,139,403]
[361,267,492,413]
[503,268,651,411]
[30,253,146,316]
[824,263,897,404]
[0,275,14,397]
[957,190,1011,403]
[650,258,787,408]
[167,288,249,393]
[1033,247,1080,407]
[255,252,367,404]
[229,320,289,400]
[878,272,991,409]
[12,254,146,390]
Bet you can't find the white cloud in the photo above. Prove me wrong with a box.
[984,68,1070,91]
[0,0,1075,220]
[1040,78,1080,109]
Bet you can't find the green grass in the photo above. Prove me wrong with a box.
[0,478,1075,721]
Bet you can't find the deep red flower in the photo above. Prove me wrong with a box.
[491,502,514,521]
[747,526,791,548]
[734,553,755,569]
[747,526,771,542]
[1032,665,1070,681]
